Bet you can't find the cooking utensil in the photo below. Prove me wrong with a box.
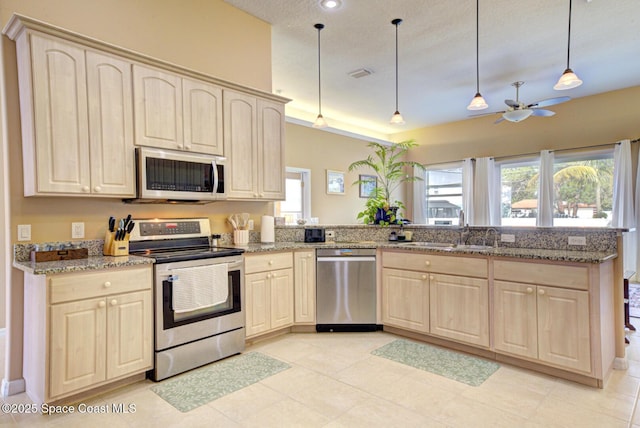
[126,221,135,235]
[228,215,238,230]
[108,216,115,232]
[241,213,249,229]
[123,214,132,229]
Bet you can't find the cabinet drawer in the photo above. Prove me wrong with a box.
[383,251,487,278]
[245,252,293,274]
[493,260,589,290]
[50,266,152,304]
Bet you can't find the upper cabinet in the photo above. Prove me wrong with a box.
[224,90,285,200]
[16,33,135,197]
[4,14,288,199]
[132,65,223,155]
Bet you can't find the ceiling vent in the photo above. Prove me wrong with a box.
[348,68,373,79]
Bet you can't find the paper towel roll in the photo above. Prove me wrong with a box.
[261,215,275,243]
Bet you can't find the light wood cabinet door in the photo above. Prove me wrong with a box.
[50,297,107,397]
[382,268,430,333]
[86,51,135,196]
[257,99,285,199]
[133,65,183,150]
[429,274,489,347]
[182,78,223,155]
[493,280,538,359]
[270,268,294,330]
[245,272,271,336]
[29,34,90,195]
[294,250,316,323]
[106,291,153,379]
[224,90,258,198]
[537,286,591,373]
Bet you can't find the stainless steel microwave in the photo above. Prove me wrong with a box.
[129,147,226,203]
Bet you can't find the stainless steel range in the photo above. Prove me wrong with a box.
[129,218,245,381]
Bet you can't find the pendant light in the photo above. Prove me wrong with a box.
[554,0,582,90]
[467,0,488,110]
[390,18,405,125]
[312,23,328,128]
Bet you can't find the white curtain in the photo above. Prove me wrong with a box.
[614,140,635,228]
[473,157,499,225]
[412,165,426,224]
[537,150,555,227]
[462,158,474,225]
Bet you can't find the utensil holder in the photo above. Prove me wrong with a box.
[233,230,249,245]
[103,231,129,256]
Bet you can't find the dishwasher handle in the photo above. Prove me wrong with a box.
[317,256,376,262]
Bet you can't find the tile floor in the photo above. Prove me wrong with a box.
[1,327,640,427]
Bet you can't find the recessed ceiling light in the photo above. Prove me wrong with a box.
[320,0,342,10]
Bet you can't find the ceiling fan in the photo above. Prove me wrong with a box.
[472,81,570,124]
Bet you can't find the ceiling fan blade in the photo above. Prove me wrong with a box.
[530,109,556,117]
[468,110,505,118]
[494,117,506,124]
[527,96,570,109]
[504,99,519,108]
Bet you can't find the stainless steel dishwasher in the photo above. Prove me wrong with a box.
[316,248,378,332]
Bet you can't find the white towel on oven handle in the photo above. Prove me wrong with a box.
[170,263,229,313]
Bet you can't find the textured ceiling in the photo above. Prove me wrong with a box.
[225,0,640,140]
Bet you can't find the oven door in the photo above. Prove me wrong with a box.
[154,255,244,351]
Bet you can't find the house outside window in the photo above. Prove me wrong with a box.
[424,165,463,225]
[500,159,539,227]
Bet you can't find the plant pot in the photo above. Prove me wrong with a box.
[374,206,399,224]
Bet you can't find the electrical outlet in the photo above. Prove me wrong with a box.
[18,224,31,241]
[500,233,515,243]
[248,219,254,231]
[72,222,85,239]
[326,230,335,239]
[568,236,586,246]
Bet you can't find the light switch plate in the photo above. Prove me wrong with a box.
[18,224,31,241]
[72,222,85,239]
[501,233,515,243]
[568,236,587,246]
[248,219,254,231]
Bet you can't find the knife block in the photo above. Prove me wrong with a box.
[103,231,129,257]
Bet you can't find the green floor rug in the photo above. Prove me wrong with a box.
[372,339,499,386]
[151,352,290,412]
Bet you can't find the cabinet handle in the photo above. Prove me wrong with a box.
[421,275,427,280]
[526,287,533,294]
[98,301,106,308]
[110,299,118,306]
[82,186,90,192]
[104,281,111,288]
[94,186,101,192]
[538,289,545,296]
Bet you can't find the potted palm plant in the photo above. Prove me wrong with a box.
[349,139,425,225]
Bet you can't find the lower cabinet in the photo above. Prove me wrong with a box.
[381,268,430,333]
[244,252,294,337]
[293,250,316,324]
[494,280,591,373]
[23,265,153,403]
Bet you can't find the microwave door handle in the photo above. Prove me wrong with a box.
[212,160,219,194]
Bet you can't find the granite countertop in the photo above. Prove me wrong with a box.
[13,254,154,275]
[15,240,615,275]
[231,241,616,264]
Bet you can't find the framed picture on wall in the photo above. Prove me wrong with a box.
[359,175,377,198]
[326,170,345,194]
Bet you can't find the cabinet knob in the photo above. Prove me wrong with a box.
[104,281,111,288]
[82,186,90,192]
[110,299,118,306]
[177,144,184,149]
[185,145,191,150]
[269,260,274,265]
[266,273,272,279]
[259,193,264,197]
[98,301,106,308]
[424,260,431,266]
[526,287,533,294]
[307,254,312,258]
[421,275,427,280]
[94,186,102,192]
[538,289,545,296]
[430,275,435,281]
[254,193,259,197]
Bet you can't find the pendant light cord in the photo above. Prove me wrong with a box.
[565,0,572,69]
[392,19,402,112]
[473,0,480,94]
[315,23,324,116]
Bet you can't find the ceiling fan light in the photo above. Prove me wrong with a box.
[503,109,533,123]
[554,68,583,90]
[467,92,488,110]
[390,111,405,125]
[312,114,328,128]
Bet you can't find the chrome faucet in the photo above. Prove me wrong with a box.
[459,224,470,245]
[484,227,499,247]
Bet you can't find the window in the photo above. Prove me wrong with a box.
[275,168,311,224]
[499,158,539,227]
[552,150,613,227]
[423,164,463,225]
